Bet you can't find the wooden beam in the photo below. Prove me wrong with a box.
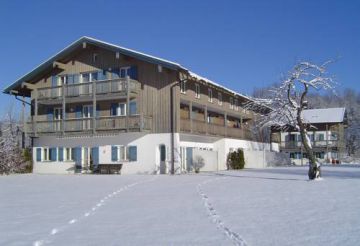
[21,82,36,90]
[53,61,66,70]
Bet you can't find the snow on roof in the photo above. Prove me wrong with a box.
[188,71,253,101]
[302,107,346,124]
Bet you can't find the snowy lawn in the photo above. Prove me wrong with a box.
[0,166,359,246]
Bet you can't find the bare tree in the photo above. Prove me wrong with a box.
[0,107,26,174]
[247,61,336,180]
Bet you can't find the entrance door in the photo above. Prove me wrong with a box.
[83,105,93,130]
[159,144,166,174]
[186,147,193,172]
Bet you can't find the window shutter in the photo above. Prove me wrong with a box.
[110,103,117,116]
[74,147,82,167]
[91,147,99,167]
[67,74,74,84]
[58,147,64,162]
[128,146,137,162]
[36,148,42,162]
[129,66,138,80]
[50,148,57,161]
[111,146,118,161]
[51,76,58,87]
[129,101,137,115]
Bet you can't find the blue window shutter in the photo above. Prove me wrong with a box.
[129,66,138,80]
[51,76,58,87]
[128,146,137,161]
[129,101,137,115]
[110,103,117,116]
[97,70,106,80]
[36,148,42,162]
[74,147,82,167]
[112,69,120,79]
[111,146,118,161]
[91,147,99,167]
[58,147,64,162]
[50,148,57,161]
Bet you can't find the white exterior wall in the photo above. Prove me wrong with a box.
[32,133,181,175]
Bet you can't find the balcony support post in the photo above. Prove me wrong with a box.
[224,112,227,137]
[189,101,193,133]
[34,88,38,137]
[204,105,208,135]
[92,80,97,134]
[126,76,130,132]
[62,83,66,135]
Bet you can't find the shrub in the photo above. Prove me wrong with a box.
[226,149,245,170]
[193,155,205,173]
[23,148,33,173]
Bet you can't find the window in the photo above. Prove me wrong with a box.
[317,133,325,141]
[93,53,98,63]
[230,97,234,109]
[180,81,186,94]
[234,99,238,111]
[208,88,213,102]
[315,152,325,159]
[195,84,200,99]
[111,145,137,162]
[64,148,73,161]
[111,103,126,116]
[43,148,49,161]
[218,92,222,105]
[129,101,137,115]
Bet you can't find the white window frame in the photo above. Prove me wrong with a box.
[118,145,127,161]
[43,147,50,161]
[230,97,234,109]
[208,88,213,102]
[118,103,127,116]
[195,84,200,99]
[120,66,131,78]
[218,92,222,105]
[64,147,73,161]
[180,81,186,94]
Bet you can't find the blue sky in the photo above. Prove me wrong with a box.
[0,0,359,117]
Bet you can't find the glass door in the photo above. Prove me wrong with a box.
[53,108,62,131]
[82,105,93,130]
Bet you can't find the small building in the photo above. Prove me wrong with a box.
[271,107,347,165]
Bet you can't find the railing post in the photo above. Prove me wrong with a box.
[92,80,97,134]
[62,83,66,135]
[34,88,38,137]
[126,76,130,132]
[189,101,193,133]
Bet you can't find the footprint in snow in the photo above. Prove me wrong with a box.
[51,228,58,235]
[68,219,77,224]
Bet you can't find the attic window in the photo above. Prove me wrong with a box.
[93,53,98,63]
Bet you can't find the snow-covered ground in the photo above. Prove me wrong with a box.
[0,166,359,246]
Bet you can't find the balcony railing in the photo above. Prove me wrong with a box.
[37,78,140,100]
[280,140,339,149]
[26,115,152,135]
[180,118,253,140]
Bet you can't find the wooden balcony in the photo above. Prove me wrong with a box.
[26,115,152,136]
[180,118,253,140]
[280,140,339,149]
[36,78,140,102]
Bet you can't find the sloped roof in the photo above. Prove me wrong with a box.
[3,36,252,102]
[302,107,346,124]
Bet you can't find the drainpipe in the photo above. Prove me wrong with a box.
[170,72,187,175]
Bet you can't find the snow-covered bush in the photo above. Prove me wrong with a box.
[193,155,205,173]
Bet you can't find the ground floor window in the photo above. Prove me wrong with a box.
[64,147,73,161]
[111,145,137,162]
[290,152,302,159]
[315,152,325,159]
